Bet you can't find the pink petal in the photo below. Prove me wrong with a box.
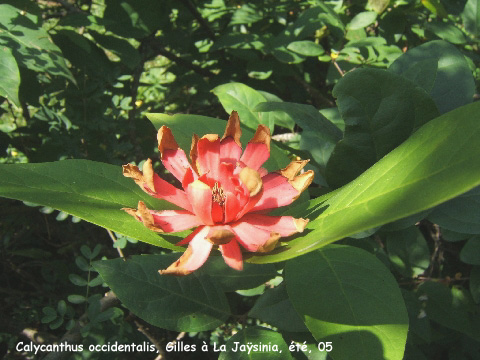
[220,240,243,271]
[250,173,299,212]
[197,136,220,180]
[240,213,308,236]
[150,210,203,233]
[162,148,193,183]
[230,221,272,252]
[160,226,212,275]
[151,173,194,212]
[239,142,270,170]
[220,137,242,165]
[186,179,214,225]
[176,225,205,246]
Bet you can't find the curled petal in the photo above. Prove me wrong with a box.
[239,125,270,170]
[230,221,272,252]
[206,225,235,245]
[241,213,308,237]
[238,167,263,197]
[159,226,212,275]
[186,179,214,225]
[157,126,193,182]
[220,111,242,164]
[122,201,164,232]
[123,160,192,211]
[279,159,310,180]
[197,134,220,179]
[150,209,203,233]
[219,240,243,271]
[256,233,281,253]
[251,170,314,212]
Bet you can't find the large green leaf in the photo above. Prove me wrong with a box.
[249,284,308,332]
[0,4,74,83]
[218,326,293,360]
[93,254,231,331]
[146,112,289,171]
[326,67,439,188]
[286,245,409,360]
[0,46,20,106]
[248,100,480,264]
[428,186,480,234]
[0,160,181,250]
[462,0,480,36]
[212,82,275,131]
[389,40,475,114]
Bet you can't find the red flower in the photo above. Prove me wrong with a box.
[123,112,314,275]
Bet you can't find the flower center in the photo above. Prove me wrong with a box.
[212,182,226,205]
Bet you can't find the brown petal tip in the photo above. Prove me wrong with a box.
[122,163,142,181]
[257,232,281,253]
[158,247,193,276]
[222,111,242,146]
[142,159,156,193]
[157,126,179,156]
[251,124,271,152]
[290,170,314,199]
[136,201,164,233]
[279,159,310,180]
[207,228,235,245]
[294,218,309,233]
[190,134,199,175]
[239,167,263,197]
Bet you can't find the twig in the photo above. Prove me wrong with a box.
[106,229,125,260]
[133,318,166,359]
[333,61,344,77]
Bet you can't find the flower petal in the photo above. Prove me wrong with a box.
[197,134,220,180]
[159,226,212,275]
[123,159,192,212]
[219,240,243,271]
[157,126,194,182]
[251,170,314,212]
[206,225,235,245]
[230,221,272,252]
[186,179,214,225]
[241,213,308,236]
[150,209,203,233]
[122,201,164,232]
[239,124,270,170]
[220,111,242,164]
[238,167,263,197]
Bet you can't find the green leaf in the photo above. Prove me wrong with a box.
[212,82,275,131]
[248,100,480,264]
[287,41,325,56]
[389,40,475,114]
[57,300,67,317]
[326,68,439,188]
[198,257,278,292]
[385,227,430,277]
[69,274,88,286]
[230,4,263,25]
[103,0,168,38]
[426,21,467,44]
[145,112,289,171]
[460,237,480,265]
[0,160,181,250]
[218,326,292,360]
[368,0,390,14]
[88,30,141,70]
[462,0,480,36]
[347,11,378,30]
[428,187,480,234]
[249,284,308,332]
[67,295,86,304]
[417,281,480,339]
[0,47,20,106]
[286,245,408,360]
[93,255,231,332]
[0,4,74,83]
